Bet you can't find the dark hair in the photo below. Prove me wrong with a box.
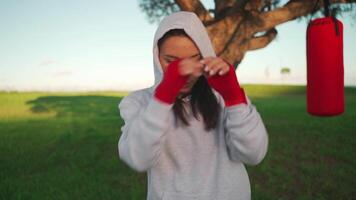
[157,29,221,131]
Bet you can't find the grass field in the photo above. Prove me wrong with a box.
[0,85,355,200]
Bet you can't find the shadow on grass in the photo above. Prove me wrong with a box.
[0,95,147,199]
[26,95,124,119]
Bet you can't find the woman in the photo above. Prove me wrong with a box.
[118,11,268,200]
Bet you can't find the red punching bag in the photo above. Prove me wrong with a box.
[306,0,344,116]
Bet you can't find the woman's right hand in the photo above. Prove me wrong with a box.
[154,59,189,104]
[154,57,206,105]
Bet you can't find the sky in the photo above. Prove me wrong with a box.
[0,0,355,92]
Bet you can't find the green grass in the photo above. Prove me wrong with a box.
[0,85,355,200]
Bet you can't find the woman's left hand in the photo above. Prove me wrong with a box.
[199,56,230,77]
[200,56,247,106]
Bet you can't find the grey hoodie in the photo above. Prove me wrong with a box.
[118,11,269,200]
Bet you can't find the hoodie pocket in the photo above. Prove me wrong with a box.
[162,191,212,200]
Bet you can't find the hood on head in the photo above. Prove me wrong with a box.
[149,11,216,93]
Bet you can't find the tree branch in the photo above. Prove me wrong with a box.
[256,0,356,32]
[245,0,264,11]
[214,0,236,16]
[248,28,278,50]
[217,16,245,55]
[213,0,250,19]
[231,0,250,11]
[174,0,213,22]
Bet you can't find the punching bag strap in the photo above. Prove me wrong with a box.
[323,0,330,17]
[323,0,340,36]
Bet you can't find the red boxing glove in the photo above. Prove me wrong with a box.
[207,63,247,107]
[154,59,189,104]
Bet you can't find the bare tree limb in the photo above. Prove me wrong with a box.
[248,28,278,50]
[206,13,244,54]
[174,0,213,22]
[213,0,250,19]
[256,0,356,32]
[214,0,236,16]
[217,16,245,55]
[232,0,250,11]
[245,0,265,11]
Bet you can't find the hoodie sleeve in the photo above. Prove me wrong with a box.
[118,92,173,172]
[223,95,269,166]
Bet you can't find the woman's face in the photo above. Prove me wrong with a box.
[158,35,202,94]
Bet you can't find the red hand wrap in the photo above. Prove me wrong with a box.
[154,59,189,104]
[207,63,247,107]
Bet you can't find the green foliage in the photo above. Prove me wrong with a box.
[280,67,291,74]
[138,0,179,24]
